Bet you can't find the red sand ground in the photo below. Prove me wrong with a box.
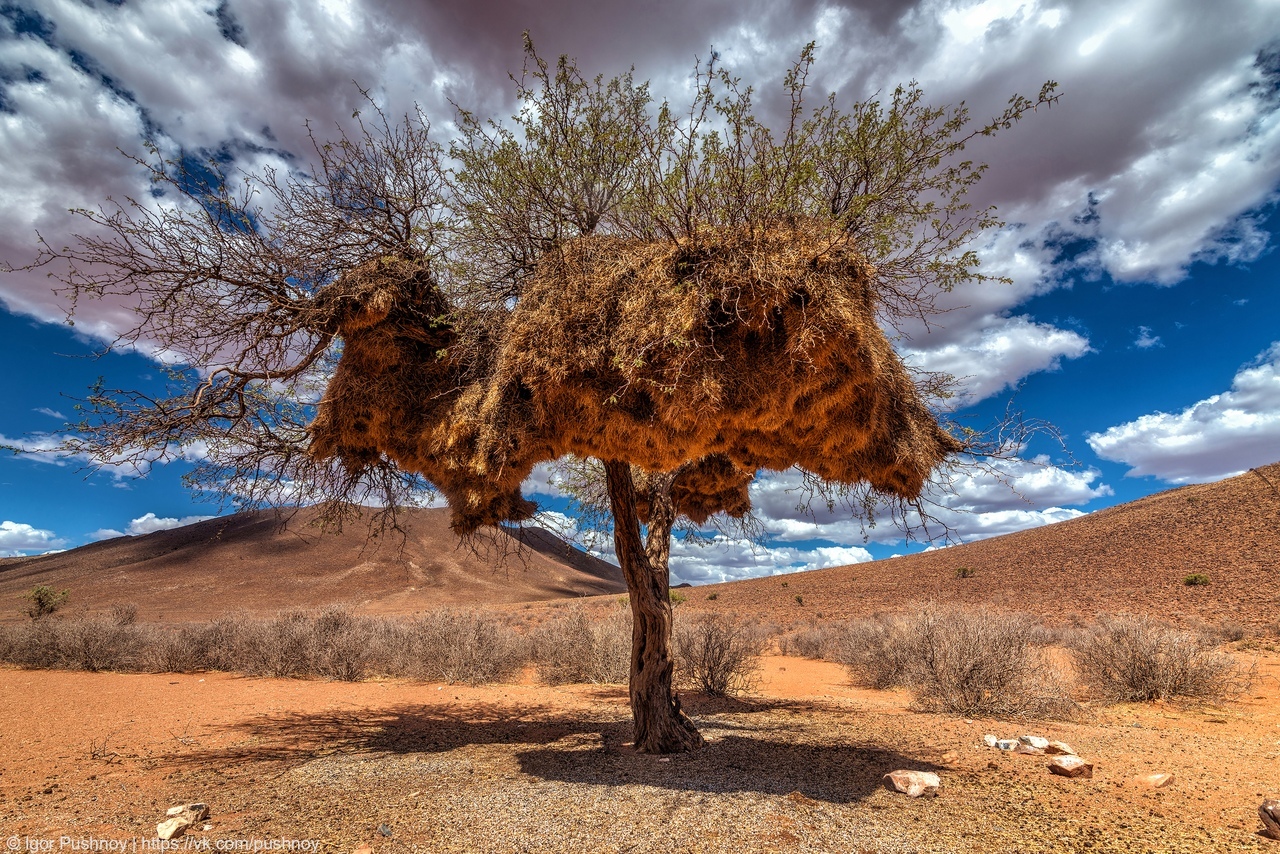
[2,652,1279,852]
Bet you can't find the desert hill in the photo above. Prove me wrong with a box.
[681,462,1280,631]
[0,506,624,622]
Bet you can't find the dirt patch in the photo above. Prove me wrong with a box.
[3,652,1278,852]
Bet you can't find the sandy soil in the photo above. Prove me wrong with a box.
[3,652,1279,853]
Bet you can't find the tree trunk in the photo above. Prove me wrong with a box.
[603,459,703,753]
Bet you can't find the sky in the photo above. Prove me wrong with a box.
[0,0,1278,584]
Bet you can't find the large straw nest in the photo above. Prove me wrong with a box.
[309,228,960,533]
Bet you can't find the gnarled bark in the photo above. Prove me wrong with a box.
[604,460,703,753]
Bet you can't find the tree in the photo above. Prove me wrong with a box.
[19,41,1056,753]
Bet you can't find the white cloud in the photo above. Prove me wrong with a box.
[905,315,1091,403]
[124,512,215,535]
[668,536,873,586]
[0,520,65,556]
[522,461,571,499]
[747,457,1109,546]
[33,407,66,419]
[1088,341,1280,482]
[1,0,1275,340]
[88,528,125,542]
[1133,326,1163,349]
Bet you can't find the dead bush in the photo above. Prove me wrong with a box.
[533,608,630,685]
[777,622,843,659]
[405,609,527,684]
[1071,614,1249,703]
[308,605,379,682]
[833,607,1075,718]
[909,606,1074,718]
[673,613,765,697]
[54,616,147,672]
[0,620,61,668]
[140,623,221,673]
[108,602,139,626]
[831,614,920,690]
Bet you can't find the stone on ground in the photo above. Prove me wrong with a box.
[1134,773,1174,789]
[883,770,941,798]
[156,804,209,840]
[1048,756,1094,779]
[1261,799,1280,841]
[1045,741,1076,756]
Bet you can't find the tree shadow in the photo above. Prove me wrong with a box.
[162,696,939,805]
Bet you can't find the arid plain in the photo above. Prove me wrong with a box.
[2,464,1279,852]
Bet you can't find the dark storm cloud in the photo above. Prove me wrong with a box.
[1,0,1277,398]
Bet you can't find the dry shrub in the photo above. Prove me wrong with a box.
[1071,614,1249,703]
[831,614,920,690]
[140,623,223,673]
[0,606,532,685]
[674,613,766,697]
[0,616,146,672]
[54,616,147,672]
[108,602,139,626]
[533,608,630,685]
[777,622,844,659]
[402,609,527,684]
[307,605,381,681]
[309,229,960,534]
[835,607,1075,718]
[230,610,315,678]
[0,620,61,669]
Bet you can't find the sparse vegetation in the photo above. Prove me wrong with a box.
[0,606,525,685]
[954,566,976,579]
[1183,573,1211,586]
[0,603,1250,719]
[533,608,630,685]
[669,590,687,606]
[832,607,1075,718]
[777,622,845,660]
[673,614,766,697]
[794,594,804,605]
[24,585,68,620]
[705,593,718,601]
[1071,614,1249,703]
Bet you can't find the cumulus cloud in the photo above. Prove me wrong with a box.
[904,315,1091,403]
[522,461,571,499]
[88,527,125,541]
[748,457,1109,546]
[1088,341,1280,482]
[0,519,65,556]
[124,512,215,535]
[668,537,873,586]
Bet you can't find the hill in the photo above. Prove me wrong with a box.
[0,506,624,622]
[681,462,1280,631]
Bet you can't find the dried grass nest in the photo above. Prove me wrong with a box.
[308,229,961,533]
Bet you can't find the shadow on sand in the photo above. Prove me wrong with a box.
[163,692,940,805]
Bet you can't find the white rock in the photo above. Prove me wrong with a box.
[1048,755,1094,779]
[1045,741,1076,756]
[995,739,1020,751]
[883,770,940,798]
[156,819,188,841]
[983,734,998,748]
[156,804,209,840]
[1019,735,1049,750]
[1134,772,1174,789]
[1016,744,1045,756]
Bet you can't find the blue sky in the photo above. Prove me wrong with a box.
[1,0,1278,583]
